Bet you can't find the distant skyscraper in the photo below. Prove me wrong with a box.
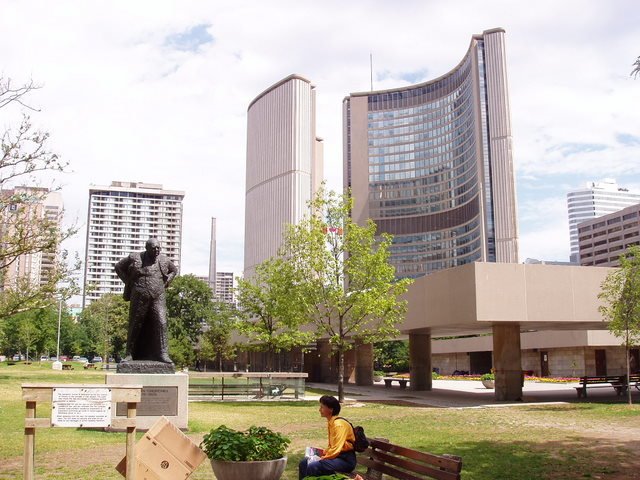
[83,181,184,306]
[244,74,324,278]
[344,28,518,278]
[215,271,235,305]
[567,179,640,263]
[0,187,63,289]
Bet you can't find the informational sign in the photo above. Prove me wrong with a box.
[51,388,112,428]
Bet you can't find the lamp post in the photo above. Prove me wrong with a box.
[52,298,63,370]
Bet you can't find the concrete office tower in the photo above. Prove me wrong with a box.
[344,28,518,278]
[0,187,63,289]
[83,181,184,306]
[244,74,324,278]
[567,179,640,263]
[208,217,217,293]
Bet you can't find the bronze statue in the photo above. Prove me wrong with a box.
[115,238,177,367]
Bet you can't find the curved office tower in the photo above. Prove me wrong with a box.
[244,75,323,278]
[344,28,518,278]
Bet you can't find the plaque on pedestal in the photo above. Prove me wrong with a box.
[106,372,188,431]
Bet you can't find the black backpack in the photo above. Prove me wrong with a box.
[337,417,369,452]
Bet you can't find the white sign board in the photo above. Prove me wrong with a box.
[51,388,112,428]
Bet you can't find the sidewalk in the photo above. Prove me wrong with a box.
[306,379,640,408]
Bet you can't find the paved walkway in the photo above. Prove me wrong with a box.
[306,379,640,408]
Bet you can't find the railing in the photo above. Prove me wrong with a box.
[188,372,307,400]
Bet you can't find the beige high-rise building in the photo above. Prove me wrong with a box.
[244,74,324,278]
[344,28,518,278]
[0,187,63,289]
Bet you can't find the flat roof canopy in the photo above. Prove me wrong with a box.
[402,262,615,336]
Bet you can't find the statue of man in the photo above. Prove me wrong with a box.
[115,238,178,364]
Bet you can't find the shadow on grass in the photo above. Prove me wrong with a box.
[345,436,639,480]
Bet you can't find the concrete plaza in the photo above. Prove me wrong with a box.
[307,379,640,408]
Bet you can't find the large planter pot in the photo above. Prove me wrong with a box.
[210,457,287,480]
[482,380,495,389]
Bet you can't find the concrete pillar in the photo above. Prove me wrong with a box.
[492,324,523,401]
[344,348,356,383]
[317,339,333,383]
[355,343,374,386]
[409,333,432,391]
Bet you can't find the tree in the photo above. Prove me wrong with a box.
[236,258,316,371]
[598,245,640,405]
[374,340,409,372]
[0,77,78,319]
[632,56,640,79]
[17,313,38,361]
[78,294,128,360]
[200,300,238,371]
[166,275,213,345]
[282,188,413,401]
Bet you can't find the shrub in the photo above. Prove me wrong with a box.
[200,425,290,461]
[480,373,494,381]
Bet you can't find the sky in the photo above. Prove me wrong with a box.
[1,0,639,281]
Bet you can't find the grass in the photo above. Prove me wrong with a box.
[1,362,639,479]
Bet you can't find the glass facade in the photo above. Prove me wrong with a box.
[350,47,490,278]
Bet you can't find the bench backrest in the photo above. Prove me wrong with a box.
[357,439,462,480]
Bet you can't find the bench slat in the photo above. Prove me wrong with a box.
[358,457,424,480]
[367,449,460,480]
[370,440,462,473]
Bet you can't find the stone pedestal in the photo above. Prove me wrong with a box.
[409,333,432,391]
[492,324,523,401]
[106,372,188,430]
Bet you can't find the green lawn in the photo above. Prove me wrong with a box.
[1,362,639,479]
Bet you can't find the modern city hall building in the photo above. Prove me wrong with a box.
[83,181,184,306]
[244,74,323,278]
[343,28,518,279]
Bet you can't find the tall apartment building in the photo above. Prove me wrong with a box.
[567,179,640,263]
[578,203,640,267]
[244,74,324,278]
[344,28,518,278]
[0,187,63,289]
[83,181,184,306]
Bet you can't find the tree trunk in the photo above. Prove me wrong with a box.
[338,347,345,402]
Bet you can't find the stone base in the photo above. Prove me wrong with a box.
[117,360,175,374]
[106,372,188,431]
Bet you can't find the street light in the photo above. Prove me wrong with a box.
[52,298,63,371]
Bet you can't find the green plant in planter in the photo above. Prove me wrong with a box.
[480,373,495,381]
[373,370,384,377]
[200,425,290,462]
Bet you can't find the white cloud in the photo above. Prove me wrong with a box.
[1,0,639,284]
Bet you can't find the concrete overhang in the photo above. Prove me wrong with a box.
[401,262,615,336]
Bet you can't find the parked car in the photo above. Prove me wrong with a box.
[60,355,69,362]
[40,355,49,362]
[77,357,89,363]
[91,356,103,363]
[12,354,22,361]
[72,355,81,361]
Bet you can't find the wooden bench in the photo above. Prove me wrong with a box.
[83,363,96,370]
[575,374,640,398]
[61,364,73,370]
[383,378,408,389]
[354,438,462,480]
